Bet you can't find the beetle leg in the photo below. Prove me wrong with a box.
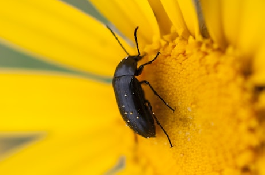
[140,80,175,112]
[144,100,173,148]
[136,52,160,75]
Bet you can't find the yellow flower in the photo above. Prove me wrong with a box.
[0,0,265,175]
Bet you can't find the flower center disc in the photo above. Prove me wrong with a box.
[133,35,262,175]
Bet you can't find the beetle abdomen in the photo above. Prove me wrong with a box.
[112,76,156,137]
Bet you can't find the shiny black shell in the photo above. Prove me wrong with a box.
[112,56,156,138]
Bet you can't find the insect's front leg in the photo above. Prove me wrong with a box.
[136,52,160,76]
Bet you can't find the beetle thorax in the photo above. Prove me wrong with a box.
[114,56,140,77]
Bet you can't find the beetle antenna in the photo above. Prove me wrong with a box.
[134,26,141,56]
[106,25,130,56]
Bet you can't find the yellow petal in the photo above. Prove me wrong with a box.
[177,0,201,38]
[0,0,132,77]
[237,0,265,56]
[0,128,133,175]
[222,0,243,47]
[90,0,160,47]
[160,0,190,38]
[0,43,112,83]
[147,0,172,35]
[200,0,227,48]
[0,72,134,174]
[0,72,118,131]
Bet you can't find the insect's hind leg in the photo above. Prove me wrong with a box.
[144,100,173,148]
[141,80,175,112]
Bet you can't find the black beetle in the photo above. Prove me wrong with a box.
[107,26,175,147]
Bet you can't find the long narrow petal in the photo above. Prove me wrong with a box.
[177,0,201,38]
[0,43,112,83]
[0,73,134,174]
[0,72,118,130]
[222,0,243,47]
[160,0,190,38]
[147,0,172,35]
[200,0,227,48]
[236,0,265,56]
[90,0,160,47]
[0,0,132,77]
